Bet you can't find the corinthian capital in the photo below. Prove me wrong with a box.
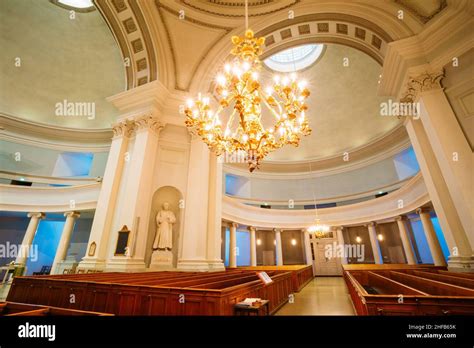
[400,70,444,103]
[112,119,136,139]
[134,114,164,135]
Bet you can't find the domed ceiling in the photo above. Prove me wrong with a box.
[0,0,125,129]
[261,43,401,162]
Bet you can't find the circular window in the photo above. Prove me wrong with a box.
[264,44,324,72]
[52,0,95,12]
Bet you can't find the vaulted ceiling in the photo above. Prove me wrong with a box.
[1,0,451,167]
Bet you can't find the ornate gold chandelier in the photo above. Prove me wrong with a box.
[307,219,330,239]
[184,5,311,172]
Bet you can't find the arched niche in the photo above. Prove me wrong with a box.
[145,185,183,268]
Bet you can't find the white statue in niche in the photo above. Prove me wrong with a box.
[152,202,176,251]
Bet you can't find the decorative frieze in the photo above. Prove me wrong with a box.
[400,70,444,103]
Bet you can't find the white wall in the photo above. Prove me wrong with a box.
[225,150,419,201]
[0,140,108,178]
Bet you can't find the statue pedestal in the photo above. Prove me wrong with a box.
[149,250,173,269]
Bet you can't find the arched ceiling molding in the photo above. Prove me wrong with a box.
[395,0,448,24]
[255,15,394,66]
[154,0,234,91]
[189,1,422,93]
[140,0,176,90]
[94,0,158,89]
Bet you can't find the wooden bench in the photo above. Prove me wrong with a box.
[343,264,474,315]
[0,302,113,316]
[7,270,296,316]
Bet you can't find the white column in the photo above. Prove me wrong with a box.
[405,117,473,269]
[417,208,447,266]
[16,212,44,265]
[206,153,225,271]
[274,228,283,266]
[108,115,162,271]
[303,229,312,265]
[51,211,80,274]
[395,216,417,265]
[249,226,257,266]
[367,222,382,264]
[418,86,473,240]
[79,120,134,270]
[229,222,237,268]
[178,138,212,271]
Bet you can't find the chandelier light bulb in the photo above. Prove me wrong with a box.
[242,61,250,71]
[251,71,259,80]
[290,72,297,81]
[216,74,226,86]
[298,80,307,90]
[273,75,280,83]
[224,64,231,73]
[265,86,272,95]
[282,76,289,85]
[242,134,249,142]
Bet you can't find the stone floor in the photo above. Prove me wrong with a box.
[275,276,355,315]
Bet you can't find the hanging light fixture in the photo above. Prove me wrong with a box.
[307,218,330,239]
[184,0,311,172]
[306,163,329,238]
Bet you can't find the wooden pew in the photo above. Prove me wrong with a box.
[7,270,295,316]
[389,271,474,296]
[0,302,113,316]
[342,265,474,315]
[409,270,474,289]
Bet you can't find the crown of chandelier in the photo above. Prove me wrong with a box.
[184,26,312,172]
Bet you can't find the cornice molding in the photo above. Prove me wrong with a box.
[0,113,112,152]
[379,3,473,98]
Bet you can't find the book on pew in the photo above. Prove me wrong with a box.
[236,298,264,307]
[257,271,273,285]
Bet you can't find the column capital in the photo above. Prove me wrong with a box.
[134,114,164,135]
[416,207,432,215]
[335,226,344,231]
[395,215,407,221]
[64,211,81,219]
[112,119,136,139]
[231,222,238,229]
[27,212,45,219]
[365,222,376,228]
[400,70,444,103]
[273,228,282,233]
[247,226,256,232]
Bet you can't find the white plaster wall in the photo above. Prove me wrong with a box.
[245,157,401,201]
